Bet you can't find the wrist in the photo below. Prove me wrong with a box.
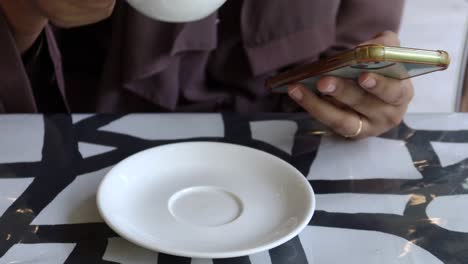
[0,0,48,53]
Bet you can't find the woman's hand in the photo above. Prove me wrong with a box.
[288,31,414,139]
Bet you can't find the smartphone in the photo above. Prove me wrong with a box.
[265,44,451,93]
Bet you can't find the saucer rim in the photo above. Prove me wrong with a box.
[96,141,315,259]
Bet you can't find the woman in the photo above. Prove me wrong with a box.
[0,0,412,139]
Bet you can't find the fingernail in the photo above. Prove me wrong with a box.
[361,78,376,89]
[288,86,304,101]
[320,83,336,93]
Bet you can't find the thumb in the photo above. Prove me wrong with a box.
[358,31,401,47]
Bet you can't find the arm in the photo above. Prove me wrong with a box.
[0,5,66,112]
[0,0,115,113]
[288,0,413,139]
[0,6,39,112]
[0,0,47,53]
[324,0,405,55]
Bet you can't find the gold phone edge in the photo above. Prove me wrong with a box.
[266,44,451,89]
[356,45,451,68]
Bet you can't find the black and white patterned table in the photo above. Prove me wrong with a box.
[1,113,468,264]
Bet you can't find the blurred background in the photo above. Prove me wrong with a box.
[399,0,468,112]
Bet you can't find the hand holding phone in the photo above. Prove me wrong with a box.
[266,44,450,93]
[265,31,449,141]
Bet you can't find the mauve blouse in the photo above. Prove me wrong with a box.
[0,0,405,113]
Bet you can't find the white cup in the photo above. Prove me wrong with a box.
[126,0,227,22]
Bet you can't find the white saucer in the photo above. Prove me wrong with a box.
[97,142,315,258]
